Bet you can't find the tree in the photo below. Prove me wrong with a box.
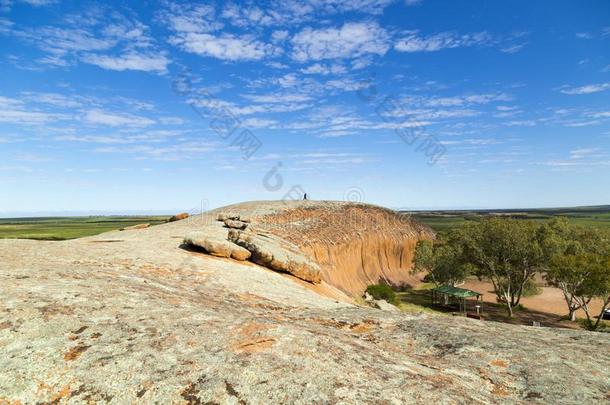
[545,222,608,322]
[413,239,434,275]
[547,253,596,321]
[413,236,471,287]
[579,255,610,330]
[458,218,548,317]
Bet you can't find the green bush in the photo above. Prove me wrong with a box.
[521,279,543,297]
[498,279,542,298]
[365,284,398,305]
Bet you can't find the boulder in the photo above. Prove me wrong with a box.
[229,231,322,283]
[184,232,251,261]
[168,213,189,222]
[217,213,239,222]
[120,223,150,231]
[373,299,400,312]
[224,219,248,230]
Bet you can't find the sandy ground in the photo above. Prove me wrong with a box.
[462,279,604,319]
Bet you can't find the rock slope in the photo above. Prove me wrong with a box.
[0,200,608,403]
[207,201,434,295]
[182,211,322,283]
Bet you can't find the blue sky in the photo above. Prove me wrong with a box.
[0,0,609,214]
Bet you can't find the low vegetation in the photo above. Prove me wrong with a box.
[0,216,170,240]
[410,205,610,234]
[413,216,610,330]
[365,284,398,305]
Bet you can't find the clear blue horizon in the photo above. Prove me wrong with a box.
[1,0,609,213]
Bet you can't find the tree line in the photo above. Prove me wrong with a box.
[413,217,610,330]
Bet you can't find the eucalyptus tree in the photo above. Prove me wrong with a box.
[457,218,548,317]
[413,233,472,287]
[545,221,609,322]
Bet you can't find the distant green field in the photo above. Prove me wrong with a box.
[0,216,170,240]
[408,205,610,234]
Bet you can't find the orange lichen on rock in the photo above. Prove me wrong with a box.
[230,323,277,354]
[490,359,508,368]
[63,344,90,361]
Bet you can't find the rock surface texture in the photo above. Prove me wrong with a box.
[228,229,322,283]
[0,200,608,403]
[213,200,434,294]
[184,232,251,261]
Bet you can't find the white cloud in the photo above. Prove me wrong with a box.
[395,31,491,52]
[171,32,277,61]
[560,82,610,95]
[0,95,23,107]
[563,120,600,127]
[267,61,289,69]
[291,22,390,62]
[29,26,117,55]
[159,116,186,125]
[0,18,13,34]
[505,120,538,127]
[55,134,132,144]
[20,0,56,5]
[20,92,83,108]
[501,43,526,54]
[325,78,368,91]
[241,118,278,128]
[54,129,185,144]
[83,109,155,127]
[82,52,170,73]
[219,0,395,28]
[590,111,610,118]
[569,148,601,159]
[191,95,311,116]
[1,0,56,9]
[351,57,373,70]
[271,30,289,42]
[0,109,68,124]
[161,3,221,34]
[301,63,347,75]
[7,10,168,74]
[276,73,299,87]
[162,3,287,61]
[315,0,395,15]
[0,96,71,124]
[496,105,518,111]
[575,32,593,39]
[423,93,511,107]
[440,138,500,146]
[222,3,277,27]
[241,93,312,103]
[37,55,71,67]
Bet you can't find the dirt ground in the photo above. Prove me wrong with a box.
[461,279,606,328]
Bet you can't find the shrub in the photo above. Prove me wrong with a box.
[521,279,543,297]
[365,284,398,305]
[498,279,542,299]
